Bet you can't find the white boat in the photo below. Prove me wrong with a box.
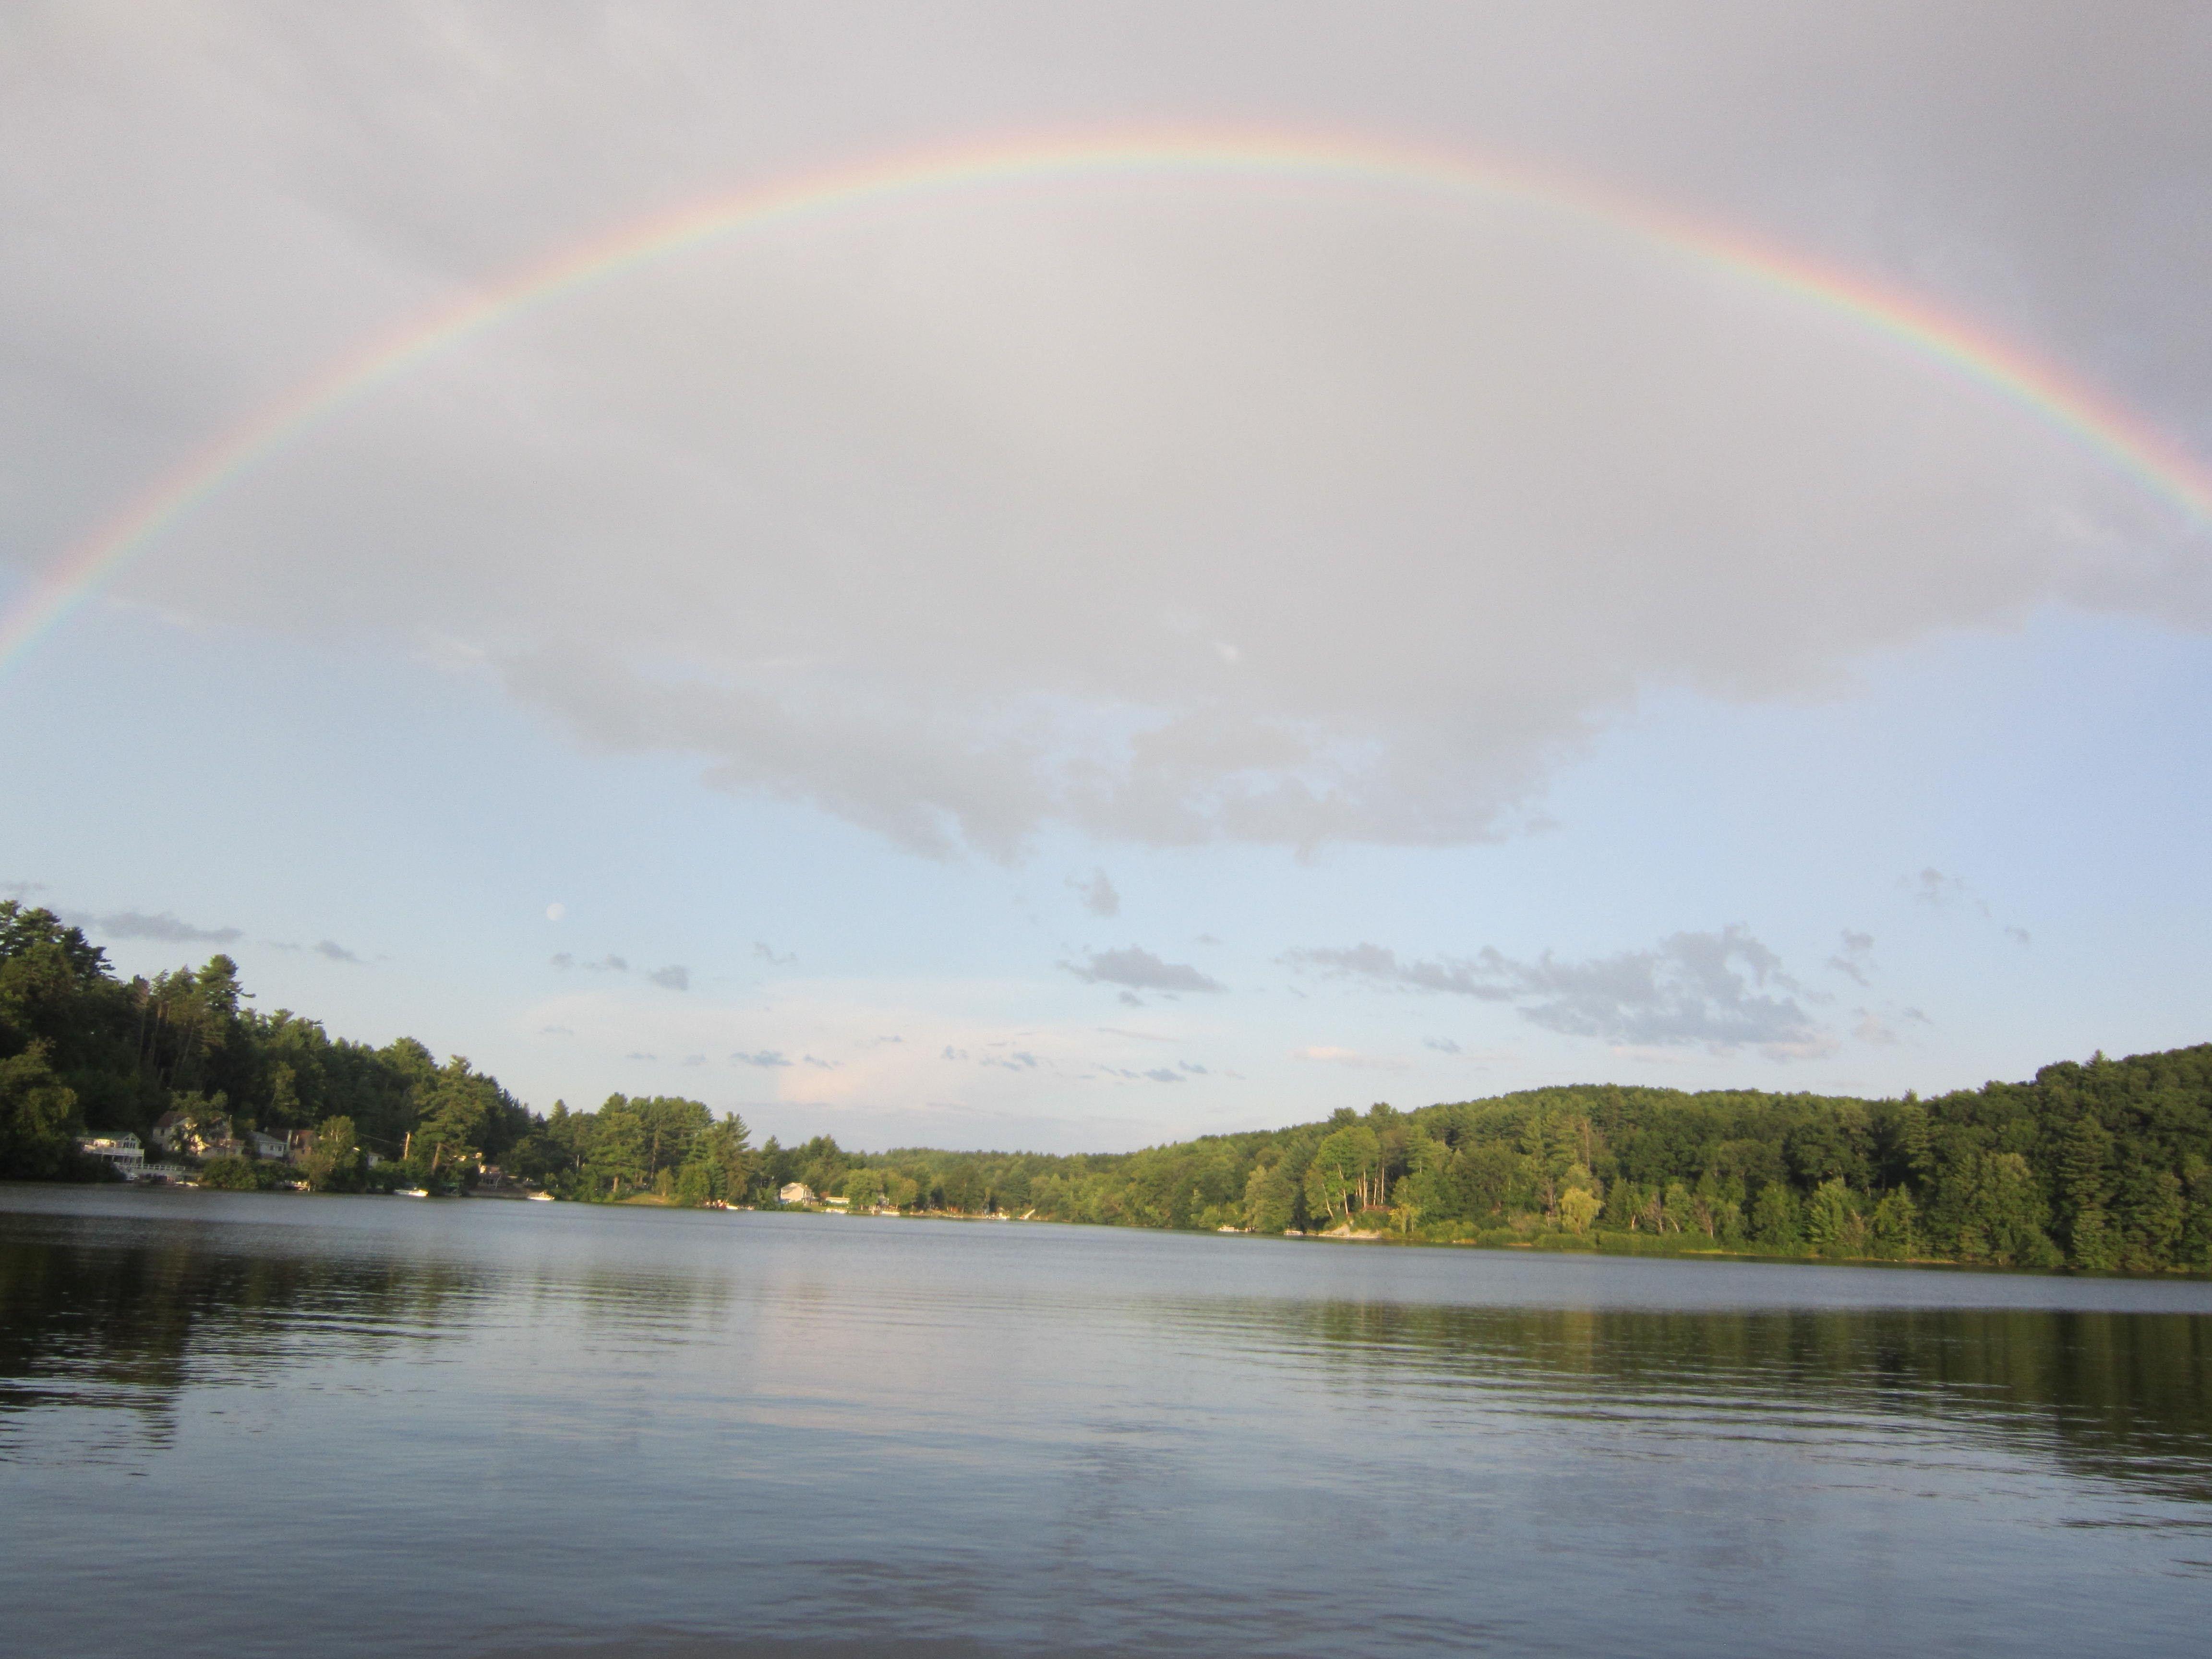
[527,1191,554,1202]
[396,1187,431,1198]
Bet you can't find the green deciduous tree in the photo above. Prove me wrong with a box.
[299,1115,361,1192]
[1303,1125,1381,1228]
[0,1044,80,1179]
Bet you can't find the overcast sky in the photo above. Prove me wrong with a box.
[4,2,2210,1150]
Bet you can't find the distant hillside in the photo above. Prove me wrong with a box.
[753,1046,2211,1273]
[4,901,2206,1271]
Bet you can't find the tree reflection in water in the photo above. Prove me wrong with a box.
[0,1217,488,1458]
[1157,1296,2212,1505]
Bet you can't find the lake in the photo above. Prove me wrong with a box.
[3,1184,2209,1658]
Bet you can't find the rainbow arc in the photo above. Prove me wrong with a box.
[4,125,2208,677]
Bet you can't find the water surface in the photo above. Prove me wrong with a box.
[4,1184,2209,1657]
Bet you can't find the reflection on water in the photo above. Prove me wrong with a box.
[2,1186,2209,1659]
[1165,1298,2212,1504]
[0,1212,486,1460]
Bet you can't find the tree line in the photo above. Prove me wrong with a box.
[4,902,2208,1270]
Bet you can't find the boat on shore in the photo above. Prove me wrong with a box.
[395,1187,430,1198]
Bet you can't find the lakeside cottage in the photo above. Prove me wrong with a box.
[248,1130,290,1161]
[779,1182,816,1205]
[151,1110,242,1161]
[76,1131,145,1178]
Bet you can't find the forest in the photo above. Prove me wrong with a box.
[4,900,2209,1271]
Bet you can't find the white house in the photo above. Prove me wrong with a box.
[248,1130,290,1161]
[779,1182,816,1205]
[77,1131,145,1178]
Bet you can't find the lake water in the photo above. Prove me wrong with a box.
[3,1185,2210,1658]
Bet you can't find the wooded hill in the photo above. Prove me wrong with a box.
[4,902,2207,1271]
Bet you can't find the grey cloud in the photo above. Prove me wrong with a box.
[1063,946,1225,995]
[1854,1010,1899,1045]
[87,911,244,945]
[733,1050,791,1068]
[1908,870,2031,945]
[754,942,796,966]
[1909,869,1975,909]
[541,1024,572,1036]
[1097,1065,1186,1084]
[1069,868,1120,917]
[1281,943,1511,1000]
[1287,928,1824,1054]
[802,1055,837,1070]
[1826,929,1875,986]
[1424,1036,1463,1054]
[646,964,690,991]
[683,1054,707,1067]
[1178,1060,1206,1074]
[10,12,2212,858]
[2,882,48,899]
[314,939,361,963]
[1118,990,1142,1007]
[625,1051,657,1062]
[552,951,630,974]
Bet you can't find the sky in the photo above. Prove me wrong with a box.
[4,2,2210,1152]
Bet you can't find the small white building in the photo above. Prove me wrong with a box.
[77,1131,145,1178]
[248,1130,290,1161]
[779,1182,816,1205]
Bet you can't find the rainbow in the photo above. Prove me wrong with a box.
[5,123,2209,678]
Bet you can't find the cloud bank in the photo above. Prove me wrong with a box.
[1285,927,1827,1055]
[6,9,2210,871]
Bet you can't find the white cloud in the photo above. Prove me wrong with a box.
[1291,1045,1411,1072]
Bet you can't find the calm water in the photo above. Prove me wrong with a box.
[4,1186,2210,1658]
